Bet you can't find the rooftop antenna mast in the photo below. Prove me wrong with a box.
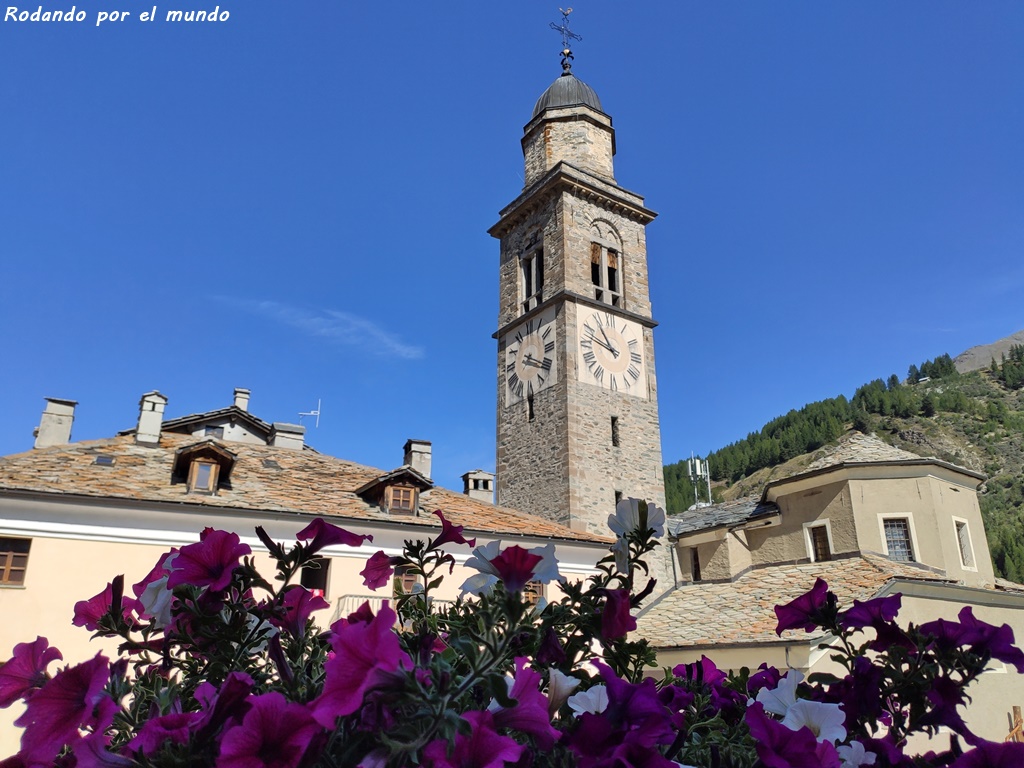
[298,399,321,429]
[687,453,712,509]
[549,7,582,71]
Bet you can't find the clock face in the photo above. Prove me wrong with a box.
[577,310,646,396]
[504,311,557,405]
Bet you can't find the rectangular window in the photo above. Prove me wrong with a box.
[204,426,225,439]
[521,249,543,313]
[523,580,543,606]
[883,518,915,562]
[590,243,621,307]
[394,564,419,596]
[691,547,702,583]
[300,557,329,599]
[611,416,620,447]
[0,538,31,586]
[810,525,832,562]
[188,460,219,493]
[389,486,416,515]
[955,520,975,569]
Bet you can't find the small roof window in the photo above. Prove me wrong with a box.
[93,455,116,466]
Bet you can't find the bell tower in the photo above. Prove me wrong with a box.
[490,34,665,535]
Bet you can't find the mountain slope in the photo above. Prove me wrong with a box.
[663,335,1024,581]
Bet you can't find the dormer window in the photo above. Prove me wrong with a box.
[189,460,219,493]
[173,440,237,495]
[388,485,417,515]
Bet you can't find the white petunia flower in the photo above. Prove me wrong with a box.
[754,669,804,716]
[139,574,174,629]
[608,498,666,539]
[837,741,876,767]
[782,699,847,744]
[567,685,608,716]
[547,669,581,716]
[459,540,564,596]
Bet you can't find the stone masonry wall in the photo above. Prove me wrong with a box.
[522,107,615,187]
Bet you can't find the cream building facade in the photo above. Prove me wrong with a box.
[0,389,609,756]
[638,432,1024,745]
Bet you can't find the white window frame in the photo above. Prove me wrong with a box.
[802,520,835,563]
[877,514,921,563]
[951,516,978,571]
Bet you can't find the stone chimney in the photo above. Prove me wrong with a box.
[233,387,251,412]
[403,439,432,480]
[34,397,77,448]
[270,423,305,450]
[462,470,495,504]
[136,391,168,446]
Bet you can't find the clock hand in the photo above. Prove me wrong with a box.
[599,326,620,358]
[585,332,617,355]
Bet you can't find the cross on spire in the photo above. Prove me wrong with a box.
[549,7,582,72]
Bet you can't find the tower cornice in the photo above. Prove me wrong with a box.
[492,289,658,340]
[488,162,656,240]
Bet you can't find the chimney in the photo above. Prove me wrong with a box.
[462,470,495,504]
[136,391,168,446]
[233,387,251,412]
[270,422,305,450]
[403,439,432,480]
[34,397,77,448]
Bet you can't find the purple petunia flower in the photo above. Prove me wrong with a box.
[15,653,115,765]
[429,509,476,549]
[0,637,62,708]
[274,586,330,640]
[218,692,321,768]
[360,550,400,591]
[745,701,841,768]
[296,518,372,556]
[127,712,197,756]
[489,657,560,749]
[488,545,543,593]
[838,593,902,632]
[72,576,142,632]
[955,607,1024,673]
[166,529,251,593]
[951,740,1024,768]
[423,710,523,768]
[600,588,637,641]
[310,602,408,728]
[775,578,830,635]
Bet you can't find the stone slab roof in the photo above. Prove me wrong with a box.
[807,432,940,471]
[0,434,608,544]
[636,553,954,648]
[667,498,779,537]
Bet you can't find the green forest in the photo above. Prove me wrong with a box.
[664,352,1024,581]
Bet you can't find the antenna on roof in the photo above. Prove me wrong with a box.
[687,453,713,510]
[298,399,321,429]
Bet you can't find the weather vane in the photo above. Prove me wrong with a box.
[549,7,582,71]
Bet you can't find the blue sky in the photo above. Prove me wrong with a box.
[2,2,1022,497]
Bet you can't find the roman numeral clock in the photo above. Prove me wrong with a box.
[576,310,646,396]
[504,307,558,404]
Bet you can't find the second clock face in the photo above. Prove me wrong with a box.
[577,310,647,397]
[504,310,557,405]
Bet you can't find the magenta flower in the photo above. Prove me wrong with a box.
[956,607,1024,673]
[219,692,321,768]
[745,702,841,768]
[838,593,902,631]
[490,658,559,749]
[746,663,783,696]
[15,653,115,764]
[429,510,476,549]
[73,577,141,631]
[275,586,330,640]
[167,529,251,592]
[0,637,62,708]
[774,577,830,635]
[423,710,523,768]
[600,588,636,640]
[192,672,255,741]
[127,712,197,756]
[360,550,399,591]
[952,741,1024,768]
[310,603,408,728]
[73,730,135,768]
[488,545,542,593]
[296,518,372,555]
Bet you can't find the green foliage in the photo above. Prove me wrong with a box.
[664,347,1024,582]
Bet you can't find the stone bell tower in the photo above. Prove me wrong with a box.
[490,35,665,535]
